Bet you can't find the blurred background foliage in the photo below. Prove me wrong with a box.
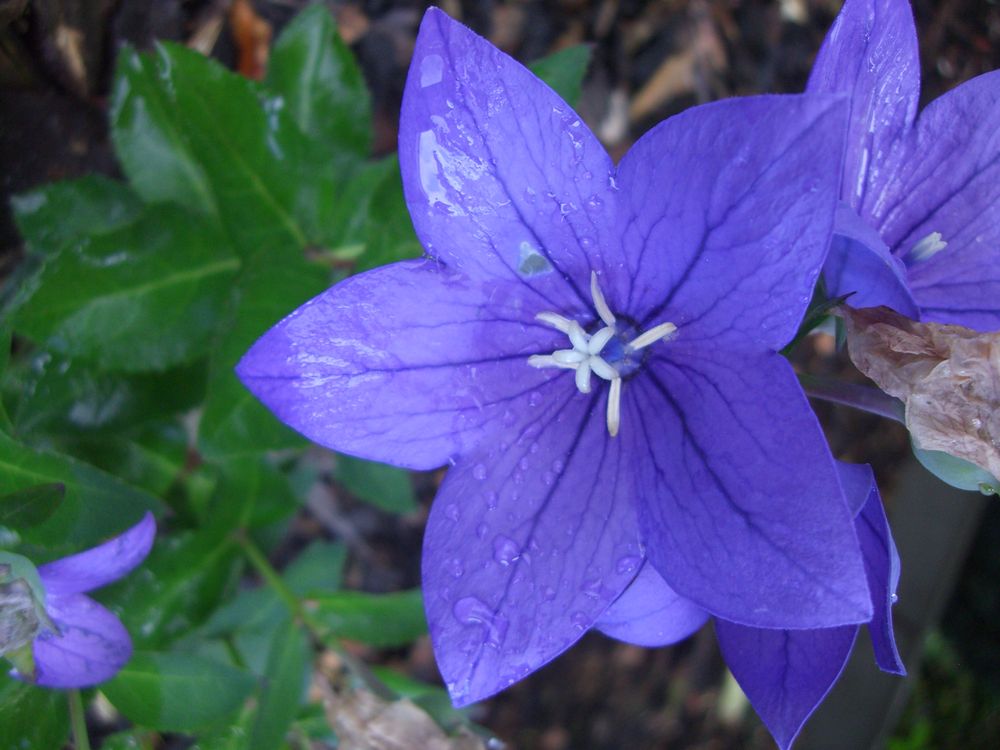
[0,1,999,749]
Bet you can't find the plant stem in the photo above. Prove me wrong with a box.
[798,373,905,424]
[67,689,91,750]
[235,530,396,701]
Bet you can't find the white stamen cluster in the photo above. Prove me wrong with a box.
[528,272,676,437]
[909,231,947,263]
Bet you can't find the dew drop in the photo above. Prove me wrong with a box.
[616,555,642,575]
[528,391,543,407]
[552,459,565,474]
[453,596,509,648]
[447,558,465,578]
[473,463,488,481]
[444,504,460,521]
[542,471,555,487]
[518,456,530,471]
[486,492,499,510]
[493,535,521,566]
[542,585,557,601]
[582,578,602,598]
[476,522,489,539]
[890,593,899,604]
[570,611,589,630]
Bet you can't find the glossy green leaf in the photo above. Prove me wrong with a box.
[0,678,69,749]
[248,618,310,750]
[11,175,144,259]
[0,483,64,529]
[310,589,426,647]
[0,327,10,433]
[267,3,371,157]
[529,44,592,107]
[68,423,188,498]
[12,206,239,372]
[336,454,417,514]
[103,651,256,732]
[112,43,308,258]
[6,352,206,438]
[98,729,158,750]
[0,431,161,553]
[199,257,329,459]
[355,159,423,273]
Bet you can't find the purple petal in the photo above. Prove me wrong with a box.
[615,94,847,352]
[38,512,155,596]
[423,389,641,706]
[825,204,918,317]
[716,619,858,750]
[878,70,1000,331]
[238,260,566,470]
[399,8,617,313]
[29,594,132,688]
[634,348,871,628]
[807,0,920,214]
[855,479,905,674]
[836,460,876,517]
[595,562,708,647]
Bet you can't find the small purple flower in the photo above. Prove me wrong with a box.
[808,0,1000,330]
[9,512,155,688]
[238,5,876,733]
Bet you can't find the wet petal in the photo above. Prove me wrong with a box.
[595,562,708,647]
[715,619,858,750]
[825,204,918,318]
[423,388,640,706]
[877,71,1000,331]
[38,512,155,596]
[634,348,871,628]
[836,460,876,517]
[29,594,132,688]
[238,260,565,470]
[807,0,920,214]
[616,94,847,352]
[855,478,905,674]
[399,8,618,314]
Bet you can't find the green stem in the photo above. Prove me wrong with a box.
[798,373,905,424]
[67,689,91,750]
[235,531,396,701]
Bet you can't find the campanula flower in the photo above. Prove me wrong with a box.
[7,512,155,688]
[599,462,903,749]
[808,0,1000,330]
[238,6,872,717]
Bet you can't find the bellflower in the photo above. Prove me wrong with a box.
[808,0,1000,330]
[7,512,155,688]
[239,5,873,729]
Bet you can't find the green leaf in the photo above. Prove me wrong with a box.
[912,441,1000,495]
[98,729,158,750]
[0,431,161,552]
[529,45,592,107]
[310,589,426,647]
[6,352,206,438]
[0,678,69,749]
[214,456,298,529]
[336,454,417,514]
[249,619,310,750]
[267,3,371,157]
[68,423,189,498]
[199,257,329,459]
[103,651,256,732]
[11,175,144,259]
[0,483,64,528]
[12,205,239,372]
[355,159,424,272]
[111,43,308,258]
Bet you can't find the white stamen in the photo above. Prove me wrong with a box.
[590,271,616,326]
[587,326,615,355]
[628,322,677,350]
[528,272,675,437]
[607,378,622,437]
[589,357,619,382]
[536,312,575,333]
[575,361,592,393]
[909,231,947,263]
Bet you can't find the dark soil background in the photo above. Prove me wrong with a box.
[2,1,1000,748]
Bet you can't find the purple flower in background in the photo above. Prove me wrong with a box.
[238,5,876,735]
[599,462,903,749]
[9,513,155,688]
[809,0,1000,330]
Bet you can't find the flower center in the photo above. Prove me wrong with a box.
[906,231,947,263]
[528,272,676,437]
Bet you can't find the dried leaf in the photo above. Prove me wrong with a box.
[230,0,271,80]
[843,306,1000,481]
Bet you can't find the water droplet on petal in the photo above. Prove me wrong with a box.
[493,535,521,566]
[473,463,488,481]
[476,522,489,539]
[583,578,602,598]
[453,597,509,648]
[444,504,460,521]
[528,391,543,407]
[486,492,499,510]
[570,611,589,631]
[890,593,899,604]
[447,558,465,577]
[615,555,642,575]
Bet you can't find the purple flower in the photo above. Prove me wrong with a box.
[808,0,1000,330]
[238,5,875,732]
[9,512,155,688]
[599,462,903,749]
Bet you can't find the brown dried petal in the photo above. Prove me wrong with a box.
[843,306,1000,480]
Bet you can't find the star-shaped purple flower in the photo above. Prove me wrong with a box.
[238,5,876,732]
[808,0,1000,330]
[10,512,155,688]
